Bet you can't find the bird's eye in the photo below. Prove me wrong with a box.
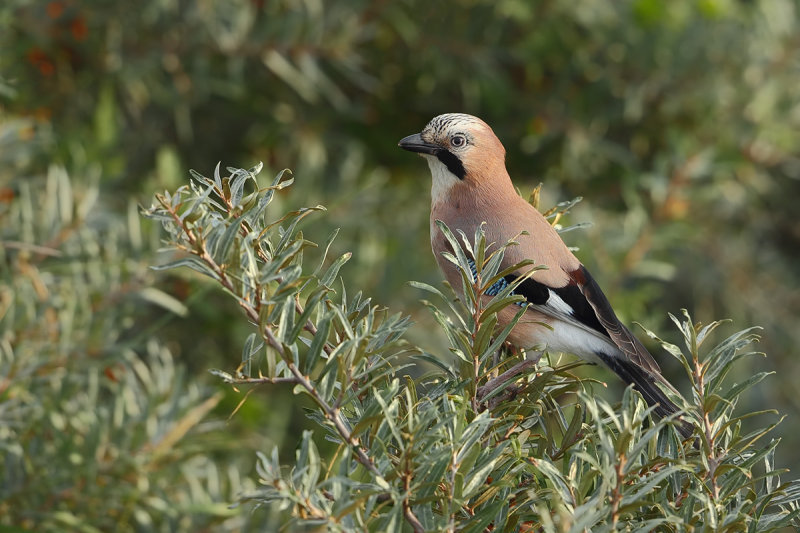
[451,135,466,148]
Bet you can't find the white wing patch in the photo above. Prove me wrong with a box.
[546,289,575,316]
[517,314,619,363]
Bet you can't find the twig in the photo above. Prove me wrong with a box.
[295,297,333,356]
[159,190,441,532]
[610,453,626,529]
[477,359,536,409]
[221,375,299,385]
[233,206,334,357]
[403,468,425,533]
[160,195,380,476]
[470,268,485,414]
[1,240,63,257]
[447,450,458,533]
[693,358,720,502]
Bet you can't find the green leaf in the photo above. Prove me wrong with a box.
[137,287,189,317]
[212,217,243,264]
[373,387,403,451]
[275,296,296,344]
[179,181,216,222]
[435,220,474,284]
[410,352,456,379]
[473,223,487,276]
[150,257,218,279]
[304,310,333,375]
[455,411,494,464]
[462,443,507,499]
[241,332,262,377]
[213,161,223,189]
[723,371,773,404]
[484,305,529,356]
[320,252,352,288]
[228,167,253,207]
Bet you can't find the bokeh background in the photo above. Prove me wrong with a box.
[3,0,800,530]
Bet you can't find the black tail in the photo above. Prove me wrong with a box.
[596,352,694,440]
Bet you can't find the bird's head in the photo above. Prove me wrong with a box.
[398,113,508,201]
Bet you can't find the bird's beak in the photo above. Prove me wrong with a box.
[398,133,439,155]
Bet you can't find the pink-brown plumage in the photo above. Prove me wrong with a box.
[399,113,692,438]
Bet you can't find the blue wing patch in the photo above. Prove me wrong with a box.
[467,259,526,306]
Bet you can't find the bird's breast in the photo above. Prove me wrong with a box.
[430,193,580,289]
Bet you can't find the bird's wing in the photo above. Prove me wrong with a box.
[507,265,661,374]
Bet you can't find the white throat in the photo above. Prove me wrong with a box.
[424,155,461,205]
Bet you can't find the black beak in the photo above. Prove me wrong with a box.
[398,133,439,155]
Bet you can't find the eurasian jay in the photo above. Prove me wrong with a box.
[399,113,692,438]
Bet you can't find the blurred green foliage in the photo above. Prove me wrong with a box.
[0,169,260,530]
[2,0,800,529]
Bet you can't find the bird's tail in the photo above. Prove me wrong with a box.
[596,352,694,440]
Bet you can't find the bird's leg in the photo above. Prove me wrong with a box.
[477,346,539,409]
[477,360,535,408]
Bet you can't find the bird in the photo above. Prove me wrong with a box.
[398,113,692,439]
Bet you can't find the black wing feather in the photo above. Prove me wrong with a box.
[505,266,690,438]
[595,352,693,439]
[574,266,661,374]
[506,266,659,372]
[506,276,608,339]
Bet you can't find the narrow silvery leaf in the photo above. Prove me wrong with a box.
[695,319,727,348]
[473,223,487,274]
[462,444,507,498]
[272,207,325,253]
[483,305,528,356]
[248,169,292,223]
[248,161,264,176]
[189,168,214,188]
[138,287,188,317]
[179,182,215,222]
[723,371,772,404]
[316,356,340,403]
[304,311,333,375]
[435,221,473,284]
[212,218,243,263]
[273,271,306,301]
[455,411,494,464]
[241,332,262,377]
[373,389,403,451]
[703,327,762,384]
[287,287,327,344]
[213,161,222,189]
[150,257,218,279]
[208,368,233,381]
[472,313,498,358]
[229,168,251,208]
[276,296,296,344]
[409,282,469,330]
[296,430,321,494]
[320,252,351,288]
[313,228,340,277]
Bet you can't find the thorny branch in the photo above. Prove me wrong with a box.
[403,462,425,533]
[157,194,379,477]
[154,189,433,529]
[610,453,626,529]
[693,356,721,502]
[470,268,485,414]
[477,359,536,408]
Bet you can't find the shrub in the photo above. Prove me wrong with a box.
[0,168,250,531]
[144,164,800,531]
